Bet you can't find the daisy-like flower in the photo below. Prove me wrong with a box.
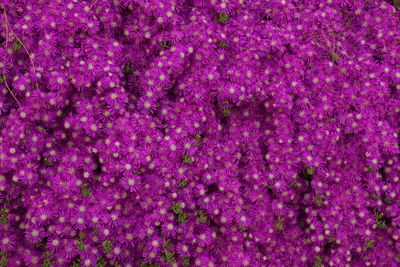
[161,221,178,237]
[0,234,16,251]
[25,227,45,244]
[121,174,141,192]
[15,168,38,186]
[46,237,64,252]
[271,200,287,217]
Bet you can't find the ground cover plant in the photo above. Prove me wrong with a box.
[1,0,400,266]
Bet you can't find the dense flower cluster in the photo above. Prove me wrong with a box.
[0,0,400,266]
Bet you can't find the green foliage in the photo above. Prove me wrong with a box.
[42,158,54,166]
[162,240,171,249]
[194,134,201,146]
[171,203,187,223]
[182,155,193,164]
[327,237,336,243]
[171,203,182,215]
[124,64,132,74]
[72,259,80,267]
[0,208,8,226]
[102,240,113,253]
[365,240,374,248]
[306,166,315,175]
[159,40,172,48]
[177,212,188,223]
[41,260,52,267]
[367,166,377,172]
[217,13,230,24]
[35,239,46,248]
[275,217,284,231]
[222,108,230,116]
[80,184,92,197]
[0,255,8,267]
[371,193,379,200]
[375,210,387,229]
[218,41,228,48]
[164,251,175,264]
[328,50,341,63]
[179,179,188,187]
[182,256,190,266]
[96,257,106,267]
[76,240,86,251]
[196,210,207,223]
[314,194,324,205]
[314,255,322,267]
[13,40,22,51]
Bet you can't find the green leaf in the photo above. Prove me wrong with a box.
[0,216,8,225]
[162,240,171,249]
[275,216,284,230]
[0,75,4,83]
[328,50,341,63]
[124,64,132,75]
[159,40,171,48]
[371,193,379,200]
[383,197,391,204]
[194,134,201,146]
[0,209,8,216]
[80,184,92,197]
[327,237,336,243]
[43,252,52,259]
[79,232,87,241]
[179,179,188,187]
[43,158,54,166]
[182,256,190,266]
[375,210,383,219]
[306,166,314,176]
[41,260,52,267]
[164,252,175,264]
[377,221,386,228]
[102,240,113,253]
[314,194,324,205]
[199,214,207,223]
[217,13,230,24]
[314,256,322,267]
[171,203,182,215]
[218,41,228,48]
[0,256,8,267]
[13,40,21,51]
[96,257,106,267]
[394,0,400,7]
[365,240,374,248]
[367,166,377,172]
[177,213,188,223]
[222,109,230,116]
[76,240,86,251]
[182,155,193,164]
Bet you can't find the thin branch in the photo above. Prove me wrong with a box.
[4,76,21,107]
[89,0,99,10]
[4,8,39,88]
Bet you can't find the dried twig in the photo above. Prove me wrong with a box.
[3,7,39,89]
[4,76,21,107]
